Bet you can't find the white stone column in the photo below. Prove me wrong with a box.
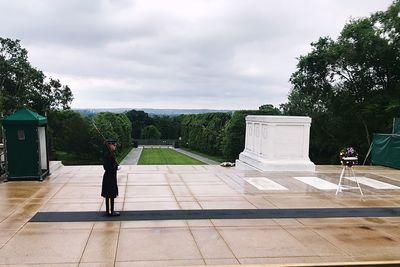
[236,116,315,171]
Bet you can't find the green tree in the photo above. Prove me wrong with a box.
[88,112,132,160]
[125,110,153,139]
[152,115,181,139]
[283,0,400,163]
[259,104,281,114]
[180,113,231,155]
[221,112,246,161]
[141,125,161,139]
[0,37,73,115]
[46,111,131,164]
[115,113,132,150]
[47,110,92,160]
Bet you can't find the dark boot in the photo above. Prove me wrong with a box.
[109,198,120,216]
[110,211,120,216]
[105,197,110,215]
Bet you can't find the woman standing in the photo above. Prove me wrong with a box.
[101,139,120,216]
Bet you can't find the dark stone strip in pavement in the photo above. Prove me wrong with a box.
[30,207,400,222]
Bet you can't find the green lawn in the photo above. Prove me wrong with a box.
[179,148,225,163]
[138,148,206,165]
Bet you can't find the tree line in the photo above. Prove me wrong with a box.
[41,105,281,164]
[50,107,283,164]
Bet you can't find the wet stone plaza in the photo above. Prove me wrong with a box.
[1,164,400,266]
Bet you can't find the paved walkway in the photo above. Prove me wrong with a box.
[174,148,220,165]
[120,147,143,165]
[1,165,400,266]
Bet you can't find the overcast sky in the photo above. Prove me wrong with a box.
[0,0,393,110]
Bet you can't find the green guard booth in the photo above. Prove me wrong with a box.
[2,108,49,181]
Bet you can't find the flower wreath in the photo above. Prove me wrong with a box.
[339,147,358,167]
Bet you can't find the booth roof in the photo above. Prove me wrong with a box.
[2,108,47,125]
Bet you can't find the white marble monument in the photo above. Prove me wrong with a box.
[236,116,315,171]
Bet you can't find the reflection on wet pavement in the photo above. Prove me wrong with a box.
[0,164,400,266]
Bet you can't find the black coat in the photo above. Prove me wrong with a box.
[101,151,119,198]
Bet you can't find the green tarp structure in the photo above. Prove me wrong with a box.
[372,133,400,169]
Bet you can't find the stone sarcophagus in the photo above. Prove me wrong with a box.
[236,115,315,171]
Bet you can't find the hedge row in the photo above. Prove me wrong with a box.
[180,109,281,161]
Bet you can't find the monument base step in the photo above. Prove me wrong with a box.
[49,161,63,173]
[237,152,315,172]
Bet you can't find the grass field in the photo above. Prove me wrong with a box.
[180,148,225,163]
[138,148,206,165]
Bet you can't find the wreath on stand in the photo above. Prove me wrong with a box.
[339,147,358,167]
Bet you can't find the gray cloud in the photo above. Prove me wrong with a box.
[0,0,393,109]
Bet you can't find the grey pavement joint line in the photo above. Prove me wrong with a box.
[208,194,240,263]
[280,218,351,259]
[169,173,206,265]
[59,167,96,266]
[113,222,122,267]
[78,219,95,264]
[179,173,202,210]
[113,171,128,267]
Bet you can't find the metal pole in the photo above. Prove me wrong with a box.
[393,118,396,134]
[0,112,3,143]
[362,142,373,166]
[92,120,107,141]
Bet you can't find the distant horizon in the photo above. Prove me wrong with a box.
[73,107,237,116]
[73,107,236,111]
